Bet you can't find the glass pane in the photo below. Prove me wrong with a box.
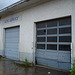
[47,20,57,27]
[37,30,46,35]
[37,37,45,42]
[59,27,71,34]
[47,44,57,50]
[59,17,71,26]
[59,45,70,51]
[36,22,46,28]
[47,29,57,35]
[59,36,71,42]
[47,37,57,42]
[37,44,45,49]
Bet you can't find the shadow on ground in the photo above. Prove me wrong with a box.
[0,58,70,75]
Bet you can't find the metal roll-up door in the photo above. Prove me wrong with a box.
[5,27,19,60]
[36,17,71,70]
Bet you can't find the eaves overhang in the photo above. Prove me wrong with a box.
[0,0,47,17]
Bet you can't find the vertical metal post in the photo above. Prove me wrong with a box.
[45,23,47,50]
[57,21,59,51]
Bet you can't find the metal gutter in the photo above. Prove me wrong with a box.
[0,0,29,12]
[0,0,50,17]
[0,0,42,17]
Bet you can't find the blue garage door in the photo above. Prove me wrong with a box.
[5,27,19,60]
[36,17,71,70]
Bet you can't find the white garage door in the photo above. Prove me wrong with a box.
[36,17,71,71]
[5,27,19,60]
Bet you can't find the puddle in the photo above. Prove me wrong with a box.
[0,59,70,75]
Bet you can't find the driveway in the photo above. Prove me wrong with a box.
[0,58,70,75]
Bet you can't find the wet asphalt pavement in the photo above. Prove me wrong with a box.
[0,58,70,75]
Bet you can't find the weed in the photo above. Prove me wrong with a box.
[14,63,18,69]
[70,60,75,75]
[24,59,29,67]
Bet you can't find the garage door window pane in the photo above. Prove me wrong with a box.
[47,20,57,27]
[47,37,57,42]
[36,22,46,28]
[59,36,71,42]
[47,44,57,50]
[59,17,71,26]
[37,37,45,42]
[59,45,70,51]
[37,30,46,35]
[37,44,45,49]
[47,29,57,35]
[59,27,71,34]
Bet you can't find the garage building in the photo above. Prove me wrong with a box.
[0,0,75,71]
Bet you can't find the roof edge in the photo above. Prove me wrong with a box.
[0,0,29,13]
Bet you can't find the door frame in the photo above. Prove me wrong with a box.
[34,16,72,70]
[3,25,20,60]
